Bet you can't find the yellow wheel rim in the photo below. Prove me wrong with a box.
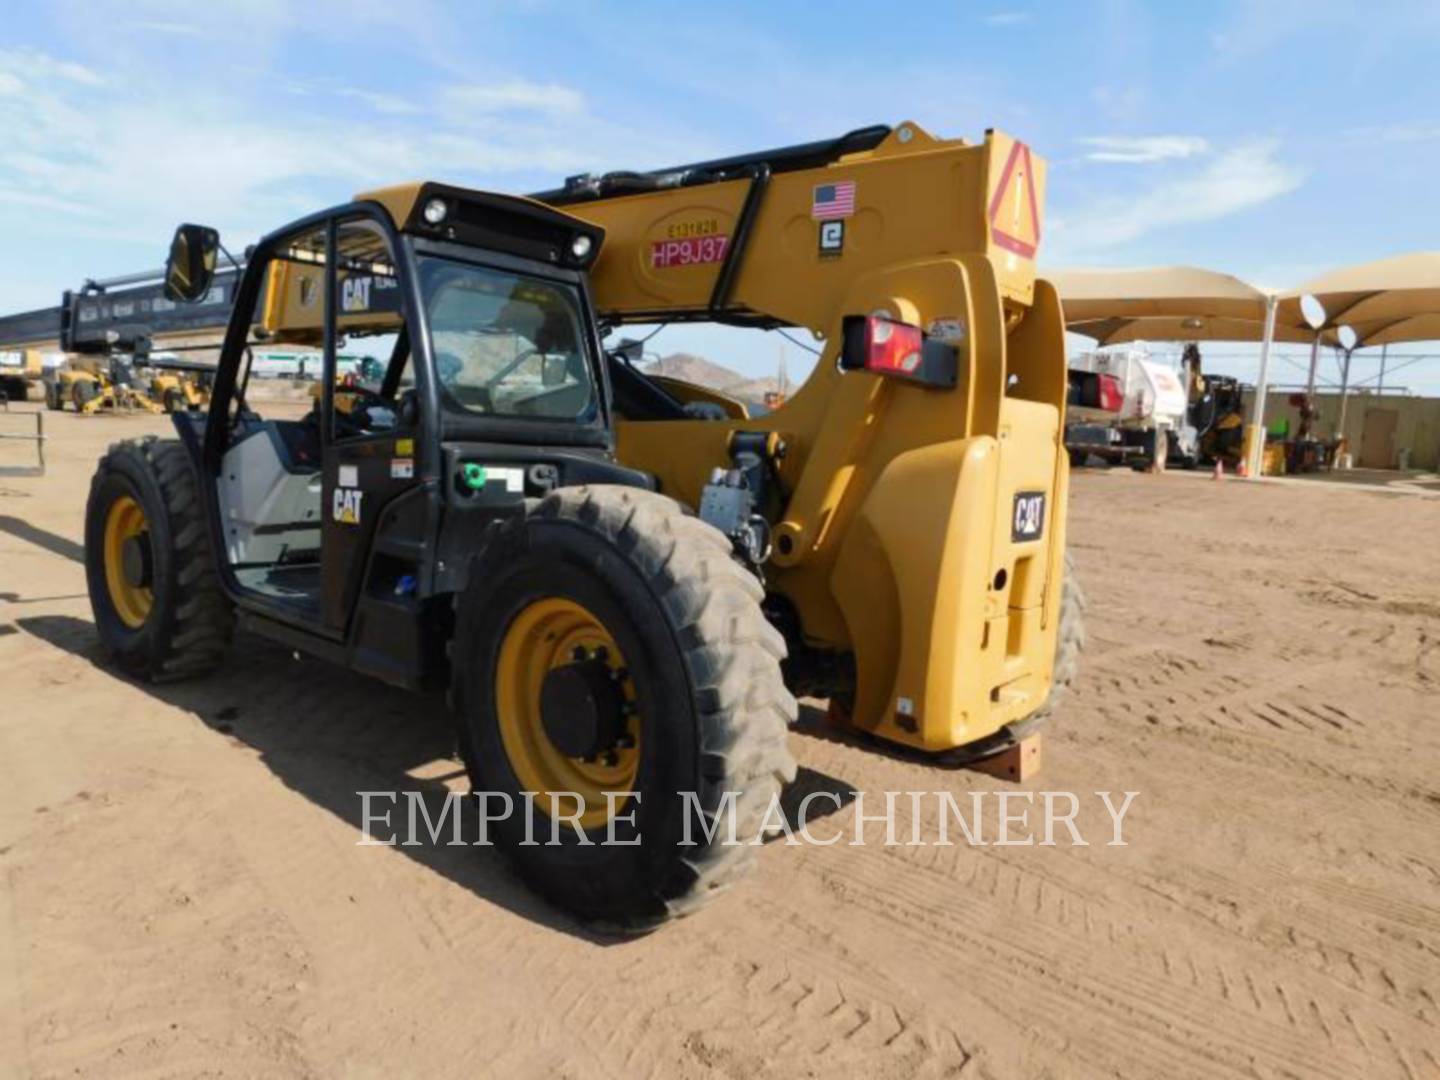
[102,494,153,629]
[496,598,640,830]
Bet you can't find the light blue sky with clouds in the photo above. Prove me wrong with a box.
[2,1,1438,391]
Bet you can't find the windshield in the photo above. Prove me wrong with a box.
[419,257,597,421]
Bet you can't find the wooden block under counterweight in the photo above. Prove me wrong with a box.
[968,734,1043,782]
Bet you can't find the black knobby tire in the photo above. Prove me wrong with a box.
[451,485,798,931]
[163,388,184,414]
[45,381,62,411]
[1030,550,1086,722]
[72,379,95,410]
[71,378,97,411]
[84,437,234,681]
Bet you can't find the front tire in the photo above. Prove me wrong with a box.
[452,485,797,931]
[72,378,97,412]
[84,437,234,680]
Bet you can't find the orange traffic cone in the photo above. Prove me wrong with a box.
[1213,459,1225,481]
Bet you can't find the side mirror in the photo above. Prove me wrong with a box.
[542,354,570,387]
[164,223,220,303]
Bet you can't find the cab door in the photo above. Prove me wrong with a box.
[318,215,427,633]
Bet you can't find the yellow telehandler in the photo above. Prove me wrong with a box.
[46,355,166,414]
[82,122,1080,929]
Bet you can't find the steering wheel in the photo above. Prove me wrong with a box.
[483,346,542,390]
[334,383,395,436]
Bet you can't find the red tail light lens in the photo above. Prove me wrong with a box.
[1097,373,1124,412]
[840,315,957,388]
[862,316,923,375]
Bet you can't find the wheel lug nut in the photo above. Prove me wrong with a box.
[603,751,619,766]
[571,646,587,662]
[593,645,609,662]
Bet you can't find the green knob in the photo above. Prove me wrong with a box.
[462,463,488,490]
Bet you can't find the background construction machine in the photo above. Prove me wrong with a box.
[0,348,43,403]
[78,121,1079,928]
[0,265,242,411]
[44,354,167,414]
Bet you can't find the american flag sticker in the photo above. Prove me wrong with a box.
[811,180,856,220]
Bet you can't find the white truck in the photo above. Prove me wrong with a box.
[1065,344,1198,471]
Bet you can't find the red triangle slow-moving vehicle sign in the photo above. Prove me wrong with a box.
[987,141,1041,260]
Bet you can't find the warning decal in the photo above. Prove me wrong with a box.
[987,140,1041,260]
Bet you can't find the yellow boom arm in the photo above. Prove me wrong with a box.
[558,123,1069,752]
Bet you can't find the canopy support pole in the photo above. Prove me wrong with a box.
[1246,293,1279,479]
[1304,335,1320,397]
[1336,347,1354,455]
[1377,343,1388,393]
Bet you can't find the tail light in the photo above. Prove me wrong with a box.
[840,315,957,388]
[1097,373,1123,412]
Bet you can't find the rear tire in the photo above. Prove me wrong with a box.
[45,381,62,411]
[451,485,797,932]
[84,437,234,681]
[1030,550,1086,722]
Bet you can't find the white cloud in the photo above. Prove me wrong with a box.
[984,11,1033,26]
[1052,139,1304,254]
[335,87,420,115]
[1342,122,1440,145]
[1078,135,1210,164]
[0,47,103,86]
[0,48,699,284]
[444,81,585,117]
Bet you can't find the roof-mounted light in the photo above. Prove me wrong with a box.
[422,197,449,225]
[570,234,593,261]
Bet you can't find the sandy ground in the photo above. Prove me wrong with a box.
[2,404,1439,1079]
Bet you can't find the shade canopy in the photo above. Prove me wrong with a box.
[1279,252,1440,345]
[1068,313,1315,347]
[1050,265,1271,325]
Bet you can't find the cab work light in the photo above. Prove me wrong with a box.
[839,315,957,388]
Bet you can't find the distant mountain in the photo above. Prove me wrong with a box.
[641,353,748,391]
[640,354,795,411]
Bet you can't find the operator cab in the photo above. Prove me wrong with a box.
[163,184,631,682]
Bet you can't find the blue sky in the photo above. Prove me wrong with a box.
[2,0,1438,391]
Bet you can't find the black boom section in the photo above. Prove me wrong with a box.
[0,268,253,354]
[532,124,892,205]
[0,305,62,349]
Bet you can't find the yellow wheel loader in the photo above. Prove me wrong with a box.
[141,370,204,413]
[82,122,1080,930]
[135,359,214,413]
[47,356,165,414]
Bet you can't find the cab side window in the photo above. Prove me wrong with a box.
[330,218,409,439]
